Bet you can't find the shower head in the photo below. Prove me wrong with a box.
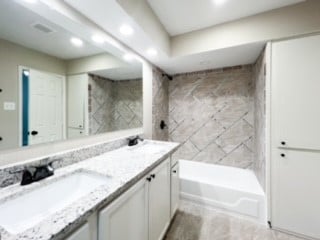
[162,73,173,81]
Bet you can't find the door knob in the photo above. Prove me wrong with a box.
[31,131,38,136]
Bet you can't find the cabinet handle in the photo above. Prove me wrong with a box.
[281,153,286,157]
[151,174,156,179]
[281,141,286,146]
[173,170,177,173]
[0,137,2,141]
[146,177,152,182]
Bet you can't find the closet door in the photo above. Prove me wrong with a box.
[272,34,320,150]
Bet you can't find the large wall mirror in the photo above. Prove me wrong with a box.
[0,0,143,151]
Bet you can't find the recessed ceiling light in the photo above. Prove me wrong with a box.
[70,37,83,47]
[22,0,38,3]
[91,35,105,44]
[147,48,158,57]
[213,0,227,5]
[119,24,134,36]
[123,53,135,62]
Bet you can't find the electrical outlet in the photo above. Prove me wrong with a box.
[3,102,16,111]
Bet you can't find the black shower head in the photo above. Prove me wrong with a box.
[162,73,173,81]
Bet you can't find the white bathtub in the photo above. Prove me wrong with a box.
[179,160,266,224]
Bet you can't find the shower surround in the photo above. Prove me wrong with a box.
[168,65,255,169]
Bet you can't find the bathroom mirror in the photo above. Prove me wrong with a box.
[0,0,143,151]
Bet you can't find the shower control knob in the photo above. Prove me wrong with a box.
[281,141,286,146]
[281,153,286,157]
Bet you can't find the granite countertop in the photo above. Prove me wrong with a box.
[0,140,180,240]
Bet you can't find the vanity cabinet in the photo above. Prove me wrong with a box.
[98,178,148,240]
[65,214,97,240]
[98,158,170,240]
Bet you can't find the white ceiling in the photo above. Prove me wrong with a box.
[147,0,304,36]
[160,42,265,75]
[0,0,104,59]
[90,66,142,81]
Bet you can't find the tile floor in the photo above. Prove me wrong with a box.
[164,201,306,240]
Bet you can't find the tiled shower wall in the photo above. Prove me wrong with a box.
[253,49,267,190]
[168,66,255,169]
[152,67,169,141]
[89,75,142,134]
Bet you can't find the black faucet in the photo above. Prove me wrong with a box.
[11,161,56,186]
[128,136,144,146]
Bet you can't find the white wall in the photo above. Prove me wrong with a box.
[0,39,66,150]
[172,0,320,57]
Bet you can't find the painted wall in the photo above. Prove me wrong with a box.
[152,67,169,141]
[172,0,320,57]
[0,39,66,150]
[168,65,254,169]
[88,75,143,134]
[253,49,267,190]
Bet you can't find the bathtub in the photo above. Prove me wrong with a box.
[179,160,266,224]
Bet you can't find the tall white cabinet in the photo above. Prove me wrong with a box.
[67,74,89,138]
[271,34,320,239]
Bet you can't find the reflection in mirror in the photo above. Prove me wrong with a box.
[0,0,142,151]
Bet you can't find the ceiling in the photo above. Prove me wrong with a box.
[147,0,305,36]
[0,0,104,60]
[90,66,143,81]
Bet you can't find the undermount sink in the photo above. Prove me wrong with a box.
[0,172,111,234]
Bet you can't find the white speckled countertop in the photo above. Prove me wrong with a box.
[0,140,180,240]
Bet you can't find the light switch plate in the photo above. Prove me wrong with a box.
[4,102,16,111]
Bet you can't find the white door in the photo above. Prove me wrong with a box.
[99,179,148,240]
[29,69,64,145]
[149,159,170,240]
[272,34,320,150]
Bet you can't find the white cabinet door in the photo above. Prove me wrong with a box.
[148,159,170,240]
[272,35,320,150]
[271,149,320,239]
[65,223,90,240]
[65,214,97,240]
[67,74,88,129]
[171,162,180,218]
[99,179,148,240]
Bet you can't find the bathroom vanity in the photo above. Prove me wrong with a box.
[0,140,180,240]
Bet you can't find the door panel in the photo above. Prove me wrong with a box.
[171,163,180,218]
[29,69,63,145]
[272,35,320,150]
[65,222,90,240]
[99,179,148,240]
[149,159,170,240]
[67,74,87,129]
[272,149,320,238]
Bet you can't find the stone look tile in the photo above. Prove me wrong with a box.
[216,120,253,154]
[168,66,255,168]
[89,75,142,134]
[165,201,307,240]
